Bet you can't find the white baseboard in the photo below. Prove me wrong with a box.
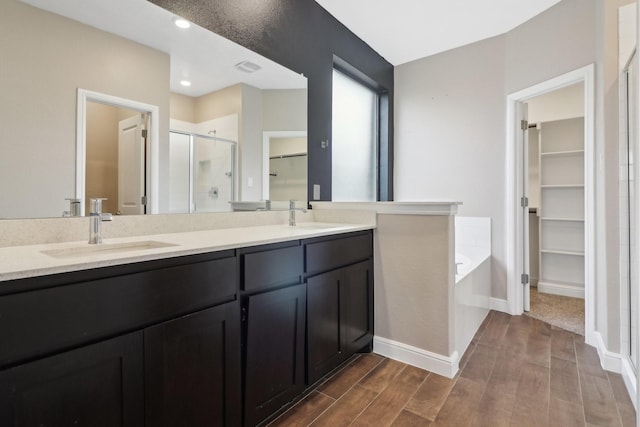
[537,281,584,299]
[490,297,510,313]
[373,336,459,379]
[592,331,622,373]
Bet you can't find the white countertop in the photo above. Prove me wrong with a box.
[0,222,374,282]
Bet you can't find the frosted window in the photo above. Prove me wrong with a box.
[332,70,377,201]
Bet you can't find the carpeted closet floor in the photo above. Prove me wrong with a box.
[526,287,585,336]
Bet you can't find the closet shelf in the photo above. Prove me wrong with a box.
[540,184,584,189]
[541,249,585,256]
[540,217,584,222]
[536,118,585,297]
[540,149,584,157]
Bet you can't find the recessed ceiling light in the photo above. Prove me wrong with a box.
[180,80,192,87]
[174,17,191,29]
[235,61,261,73]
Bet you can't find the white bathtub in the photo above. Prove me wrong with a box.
[454,217,492,364]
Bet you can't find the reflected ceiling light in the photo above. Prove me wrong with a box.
[180,80,192,87]
[235,61,261,73]
[174,17,191,29]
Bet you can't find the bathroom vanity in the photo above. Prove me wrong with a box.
[0,225,374,427]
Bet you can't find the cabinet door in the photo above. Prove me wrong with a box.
[145,302,241,427]
[343,260,374,354]
[244,284,306,427]
[0,332,144,427]
[307,269,345,384]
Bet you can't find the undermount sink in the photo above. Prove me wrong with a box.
[41,240,177,259]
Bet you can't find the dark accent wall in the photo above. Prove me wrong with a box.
[148,0,394,201]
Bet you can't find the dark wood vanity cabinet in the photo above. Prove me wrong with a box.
[243,283,307,427]
[305,232,374,384]
[0,230,374,427]
[0,331,145,426]
[0,251,239,427]
[145,302,241,427]
[239,242,306,427]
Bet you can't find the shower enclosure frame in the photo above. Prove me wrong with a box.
[170,130,237,213]
[621,48,639,393]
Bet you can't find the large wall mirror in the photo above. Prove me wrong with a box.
[0,0,307,219]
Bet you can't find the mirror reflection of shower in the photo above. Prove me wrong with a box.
[168,130,236,213]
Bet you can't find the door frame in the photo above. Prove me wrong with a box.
[505,64,596,346]
[76,89,159,214]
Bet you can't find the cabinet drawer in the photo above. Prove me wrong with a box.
[0,256,236,368]
[241,244,303,292]
[305,232,373,275]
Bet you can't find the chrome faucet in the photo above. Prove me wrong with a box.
[63,198,82,217]
[289,200,307,226]
[89,198,113,244]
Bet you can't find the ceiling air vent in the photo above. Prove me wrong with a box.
[234,61,261,73]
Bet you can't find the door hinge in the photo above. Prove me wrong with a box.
[141,195,147,206]
[141,129,148,138]
[521,273,529,285]
[521,119,528,130]
[520,196,528,208]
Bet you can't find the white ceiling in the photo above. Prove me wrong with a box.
[315,0,564,65]
[20,0,306,97]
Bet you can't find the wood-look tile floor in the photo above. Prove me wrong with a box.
[268,311,636,427]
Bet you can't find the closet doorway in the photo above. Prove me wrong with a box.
[506,64,595,344]
[524,84,586,335]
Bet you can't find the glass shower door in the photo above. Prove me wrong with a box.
[192,136,235,212]
[168,131,236,214]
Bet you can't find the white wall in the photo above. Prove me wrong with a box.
[240,85,264,201]
[394,0,636,355]
[395,35,508,298]
[0,0,170,219]
[262,89,307,132]
[394,0,596,303]
[528,83,585,123]
[270,137,307,157]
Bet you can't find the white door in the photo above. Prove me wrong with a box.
[118,114,146,215]
[522,106,531,312]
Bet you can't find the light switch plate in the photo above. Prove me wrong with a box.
[313,184,320,200]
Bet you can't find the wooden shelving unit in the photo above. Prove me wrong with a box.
[538,117,585,299]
